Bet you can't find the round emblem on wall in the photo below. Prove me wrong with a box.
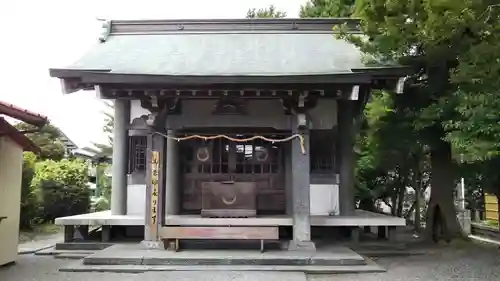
[196,147,210,162]
[255,147,269,162]
[221,195,237,205]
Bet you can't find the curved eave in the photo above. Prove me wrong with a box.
[51,66,411,95]
[351,66,414,78]
[50,69,378,94]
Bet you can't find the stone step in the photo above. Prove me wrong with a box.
[55,242,113,251]
[34,247,95,257]
[83,251,367,267]
[61,260,385,274]
[54,253,91,260]
[357,249,427,257]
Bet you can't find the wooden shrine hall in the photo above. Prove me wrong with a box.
[50,18,407,251]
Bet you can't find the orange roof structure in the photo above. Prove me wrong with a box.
[0,101,48,153]
[0,101,48,127]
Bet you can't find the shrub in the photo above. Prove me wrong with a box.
[92,197,110,212]
[32,159,90,222]
[19,152,40,229]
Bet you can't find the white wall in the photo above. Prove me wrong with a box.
[127,184,146,216]
[0,137,23,265]
[130,99,150,123]
[126,183,340,218]
[310,184,339,216]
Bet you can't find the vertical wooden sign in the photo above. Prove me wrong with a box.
[150,151,160,238]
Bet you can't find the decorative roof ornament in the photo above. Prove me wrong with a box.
[97,18,111,43]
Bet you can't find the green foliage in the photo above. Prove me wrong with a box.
[19,152,40,229]
[32,159,90,222]
[300,0,355,17]
[14,122,66,161]
[92,197,110,212]
[246,5,286,18]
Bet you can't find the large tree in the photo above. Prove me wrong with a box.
[301,0,428,229]
[15,122,66,161]
[246,5,286,18]
[300,0,355,17]
[444,5,500,228]
[340,0,500,241]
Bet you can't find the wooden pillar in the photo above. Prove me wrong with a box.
[110,99,130,215]
[288,116,315,251]
[164,130,179,218]
[142,131,165,248]
[285,142,293,216]
[337,100,356,216]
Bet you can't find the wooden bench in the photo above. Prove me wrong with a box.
[160,226,279,252]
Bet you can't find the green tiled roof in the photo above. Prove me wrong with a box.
[68,33,364,76]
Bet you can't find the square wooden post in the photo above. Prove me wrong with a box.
[337,100,356,216]
[288,123,315,251]
[142,132,165,248]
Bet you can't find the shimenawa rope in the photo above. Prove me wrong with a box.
[153,132,306,154]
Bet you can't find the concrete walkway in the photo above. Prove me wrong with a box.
[2,244,500,281]
[469,235,500,247]
[1,255,307,281]
[18,233,64,254]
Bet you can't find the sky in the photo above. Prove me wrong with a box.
[0,0,305,149]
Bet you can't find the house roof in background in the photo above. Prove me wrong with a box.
[0,117,40,153]
[0,100,48,127]
[57,129,78,151]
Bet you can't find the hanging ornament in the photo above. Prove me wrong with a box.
[196,147,210,162]
[255,147,269,162]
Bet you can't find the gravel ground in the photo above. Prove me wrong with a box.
[1,243,499,281]
[309,243,500,281]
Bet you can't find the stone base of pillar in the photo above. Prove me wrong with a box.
[377,226,387,239]
[141,240,163,249]
[350,227,360,243]
[101,225,111,242]
[287,240,316,251]
[64,225,75,243]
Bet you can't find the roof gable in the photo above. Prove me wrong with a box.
[0,101,48,127]
[0,118,39,153]
[68,33,364,76]
[51,19,365,77]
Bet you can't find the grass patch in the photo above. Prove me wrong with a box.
[19,224,62,243]
[485,220,499,228]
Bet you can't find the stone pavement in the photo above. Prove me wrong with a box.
[18,233,64,254]
[310,244,500,281]
[0,255,307,281]
[2,241,500,281]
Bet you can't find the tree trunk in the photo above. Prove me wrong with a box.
[405,201,416,219]
[414,160,423,233]
[415,188,421,233]
[390,181,398,216]
[359,197,375,211]
[424,141,464,242]
[396,180,406,217]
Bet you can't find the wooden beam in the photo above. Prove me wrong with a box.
[96,85,354,99]
[160,226,279,240]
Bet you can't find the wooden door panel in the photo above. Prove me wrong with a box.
[180,135,285,214]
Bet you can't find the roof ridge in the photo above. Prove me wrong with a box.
[0,100,48,127]
[97,18,361,41]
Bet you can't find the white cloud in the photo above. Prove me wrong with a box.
[0,0,304,148]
